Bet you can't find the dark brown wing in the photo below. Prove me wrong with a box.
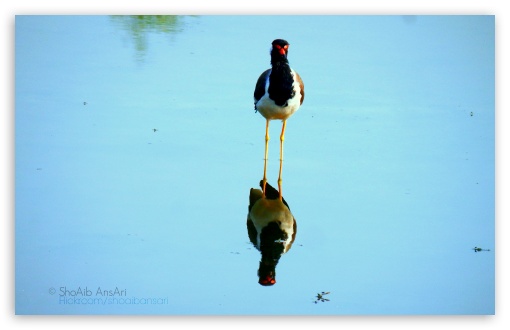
[246,218,258,248]
[249,188,263,212]
[247,188,263,248]
[294,71,304,105]
[284,218,298,253]
[254,69,271,107]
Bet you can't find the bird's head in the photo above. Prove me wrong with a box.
[271,39,290,58]
[258,256,279,286]
[259,274,276,286]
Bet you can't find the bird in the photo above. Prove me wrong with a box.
[254,39,304,199]
[246,180,297,286]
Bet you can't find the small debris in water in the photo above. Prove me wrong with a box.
[314,291,330,304]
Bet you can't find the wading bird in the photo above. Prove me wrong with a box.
[247,180,297,286]
[254,39,304,199]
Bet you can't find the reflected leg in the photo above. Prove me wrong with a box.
[277,120,287,200]
[262,119,270,197]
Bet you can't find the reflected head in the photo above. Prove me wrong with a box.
[258,260,277,286]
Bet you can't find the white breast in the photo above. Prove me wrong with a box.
[255,69,303,120]
[249,198,295,252]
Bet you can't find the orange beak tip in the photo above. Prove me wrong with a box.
[259,276,276,286]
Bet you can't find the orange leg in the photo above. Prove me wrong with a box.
[262,119,270,197]
[277,120,287,200]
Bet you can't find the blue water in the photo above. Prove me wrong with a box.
[15,15,495,315]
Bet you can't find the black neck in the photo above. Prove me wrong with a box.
[268,59,295,107]
[270,53,289,67]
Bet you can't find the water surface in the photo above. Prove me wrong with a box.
[15,15,495,315]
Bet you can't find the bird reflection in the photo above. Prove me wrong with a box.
[247,180,297,286]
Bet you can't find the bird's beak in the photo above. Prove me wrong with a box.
[259,275,276,286]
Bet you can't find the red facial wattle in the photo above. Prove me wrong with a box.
[259,275,276,286]
[275,44,288,56]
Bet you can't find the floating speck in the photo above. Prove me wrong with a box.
[473,246,490,252]
[314,291,331,304]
